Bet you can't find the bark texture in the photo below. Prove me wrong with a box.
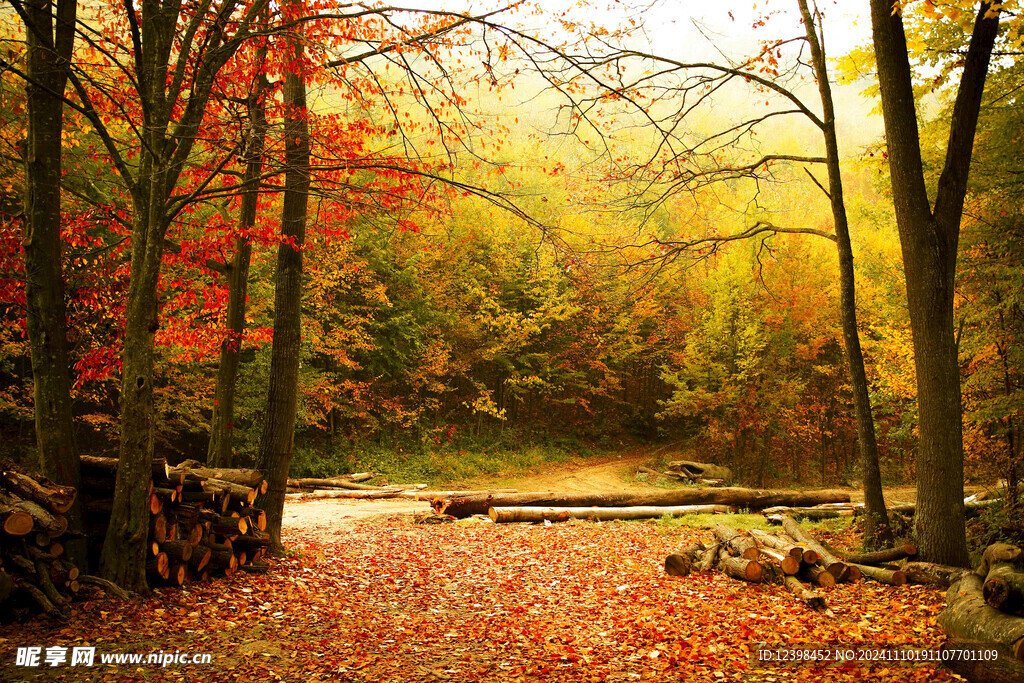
[868,0,1000,568]
[255,5,310,554]
[797,0,891,548]
[22,0,83,566]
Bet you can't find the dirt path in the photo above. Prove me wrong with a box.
[282,451,663,526]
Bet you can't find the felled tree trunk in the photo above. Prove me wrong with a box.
[939,574,1024,661]
[781,516,848,579]
[665,542,705,577]
[851,563,906,586]
[904,561,971,588]
[984,563,1024,615]
[713,525,759,560]
[439,488,850,519]
[844,543,917,566]
[784,576,827,610]
[939,640,1024,683]
[489,504,730,524]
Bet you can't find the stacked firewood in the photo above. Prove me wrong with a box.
[0,459,129,619]
[80,456,272,585]
[664,516,924,611]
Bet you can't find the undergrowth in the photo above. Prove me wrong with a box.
[290,435,601,485]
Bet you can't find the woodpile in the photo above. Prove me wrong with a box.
[79,456,271,586]
[662,516,932,611]
[938,544,1024,682]
[0,459,129,620]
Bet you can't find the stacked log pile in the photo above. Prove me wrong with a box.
[663,516,928,612]
[938,543,1024,682]
[0,459,129,619]
[79,456,271,585]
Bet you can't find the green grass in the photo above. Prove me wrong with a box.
[291,438,599,486]
[655,512,854,534]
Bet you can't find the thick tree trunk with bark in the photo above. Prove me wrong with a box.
[438,488,850,518]
[940,574,1024,661]
[208,59,268,469]
[869,0,1000,568]
[797,0,891,549]
[256,9,309,554]
[22,0,83,567]
[904,561,970,588]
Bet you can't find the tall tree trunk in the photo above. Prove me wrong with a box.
[869,0,1000,566]
[256,9,309,554]
[797,0,891,548]
[99,172,169,591]
[208,69,269,469]
[22,0,83,565]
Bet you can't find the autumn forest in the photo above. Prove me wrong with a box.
[0,0,1023,675]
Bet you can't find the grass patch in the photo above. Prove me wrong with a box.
[655,512,854,534]
[291,438,601,486]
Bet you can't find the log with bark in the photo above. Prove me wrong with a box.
[851,563,906,586]
[712,525,759,560]
[939,574,1024,662]
[783,576,827,610]
[716,547,763,583]
[843,543,917,566]
[940,639,1024,683]
[780,516,850,581]
[665,461,733,484]
[903,561,971,588]
[984,563,1024,615]
[489,504,732,524]
[748,529,817,564]
[665,542,705,577]
[438,488,851,518]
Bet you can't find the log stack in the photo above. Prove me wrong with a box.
[79,456,271,586]
[663,516,925,612]
[0,459,131,619]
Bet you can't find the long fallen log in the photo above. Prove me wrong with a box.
[843,543,917,566]
[762,505,858,521]
[489,504,731,523]
[851,563,906,586]
[939,574,1024,661]
[287,477,386,492]
[438,488,851,519]
[284,489,404,501]
[904,561,971,588]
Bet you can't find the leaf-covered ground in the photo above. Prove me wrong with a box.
[1,509,958,682]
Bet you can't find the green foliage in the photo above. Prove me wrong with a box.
[289,436,589,486]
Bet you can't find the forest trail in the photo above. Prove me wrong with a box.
[282,451,663,528]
